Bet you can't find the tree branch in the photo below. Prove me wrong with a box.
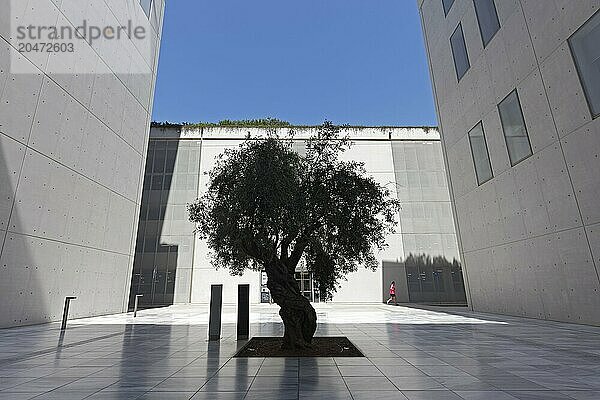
[288,238,309,270]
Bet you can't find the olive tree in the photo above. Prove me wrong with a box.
[188,122,399,349]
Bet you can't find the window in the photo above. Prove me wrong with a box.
[140,0,153,18]
[151,174,163,190]
[474,0,500,47]
[569,10,600,118]
[442,0,455,16]
[450,23,470,81]
[468,122,493,185]
[498,90,532,166]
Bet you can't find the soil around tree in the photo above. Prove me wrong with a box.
[234,336,364,358]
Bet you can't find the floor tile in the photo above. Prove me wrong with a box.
[351,391,408,400]
[198,376,253,392]
[401,390,463,400]
[334,358,372,366]
[299,389,353,399]
[153,377,208,392]
[84,390,147,400]
[378,365,429,377]
[250,375,298,390]
[506,391,572,399]
[29,390,98,400]
[244,390,298,400]
[337,365,383,376]
[137,392,195,400]
[299,365,341,376]
[455,391,520,400]
[389,376,446,390]
[559,391,600,400]
[299,375,347,391]
[0,394,38,400]
[0,304,598,400]
[417,365,470,377]
[189,392,246,400]
[343,376,397,391]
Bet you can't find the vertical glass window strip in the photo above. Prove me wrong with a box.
[474,0,500,47]
[442,0,455,16]
[498,90,532,166]
[450,23,470,81]
[468,122,494,185]
[569,10,600,118]
[153,152,165,174]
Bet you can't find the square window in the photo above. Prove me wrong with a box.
[474,0,500,47]
[450,23,470,81]
[140,0,153,18]
[569,10,600,118]
[468,122,494,185]
[151,174,163,190]
[498,90,532,166]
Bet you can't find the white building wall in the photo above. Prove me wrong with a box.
[0,0,165,327]
[418,0,600,325]
[146,126,458,305]
[192,138,262,305]
[333,137,400,303]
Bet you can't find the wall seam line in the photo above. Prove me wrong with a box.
[517,0,600,284]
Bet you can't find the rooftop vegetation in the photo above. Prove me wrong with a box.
[152,118,436,131]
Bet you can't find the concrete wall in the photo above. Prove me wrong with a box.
[418,0,600,325]
[382,261,409,303]
[0,0,165,327]
[143,126,460,305]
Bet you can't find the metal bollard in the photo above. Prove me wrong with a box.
[237,284,250,340]
[61,296,77,331]
[133,294,144,317]
[208,284,223,341]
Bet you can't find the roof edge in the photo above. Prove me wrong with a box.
[151,122,439,130]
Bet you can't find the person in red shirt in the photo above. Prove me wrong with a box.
[386,281,397,306]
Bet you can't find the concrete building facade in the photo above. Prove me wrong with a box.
[0,0,165,327]
[130,125,466,308]
[418,0,600,325]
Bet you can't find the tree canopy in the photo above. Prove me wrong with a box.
[188,122,400,301]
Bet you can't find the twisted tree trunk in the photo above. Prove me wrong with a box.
[265,260,317,350]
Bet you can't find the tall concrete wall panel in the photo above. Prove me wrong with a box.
[0,0,165,327]
[419,0,600,324]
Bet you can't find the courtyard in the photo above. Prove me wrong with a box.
[0,304,598,400]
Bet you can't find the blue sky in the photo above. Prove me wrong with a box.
[151,0,437,127]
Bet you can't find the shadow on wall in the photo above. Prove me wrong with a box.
[0,131,50,327]
[383,254,467,305]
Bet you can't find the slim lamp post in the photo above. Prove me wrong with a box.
[60,296,77,331]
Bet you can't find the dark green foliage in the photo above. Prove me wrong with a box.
[151,121,437,132]
[188,121,400,301]
[153,118,291,129]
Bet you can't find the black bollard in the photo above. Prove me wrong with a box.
[208,284,223,341]
[237,284,250,340]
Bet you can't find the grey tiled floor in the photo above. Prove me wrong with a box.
[0,304,599,399]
